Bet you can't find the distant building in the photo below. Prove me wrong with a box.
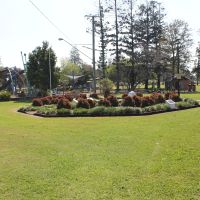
[165,76,196,92]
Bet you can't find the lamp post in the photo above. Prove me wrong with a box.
[58,37,96,93]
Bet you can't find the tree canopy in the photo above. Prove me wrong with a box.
[27,41,58,92]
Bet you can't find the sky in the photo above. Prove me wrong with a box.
[0,0,200,69]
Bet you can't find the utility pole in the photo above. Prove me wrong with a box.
[49,48,52,94]
[177,43,180,97]
[92,16,96,93]
[85,15,98,93]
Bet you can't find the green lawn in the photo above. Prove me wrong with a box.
[0,101,200,200]
[181,93,200,100]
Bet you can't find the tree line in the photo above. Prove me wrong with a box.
[93,0,194,90]
[24,0,199,94]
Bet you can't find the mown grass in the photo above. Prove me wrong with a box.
[0,101,200,200]
[181,93,200,100]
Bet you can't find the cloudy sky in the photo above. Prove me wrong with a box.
[0,0,199,68]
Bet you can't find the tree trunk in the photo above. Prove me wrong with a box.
[145,79,149,90]
[157,74,161,89]
[115,0,120,91]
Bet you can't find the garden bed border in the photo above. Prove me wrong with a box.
[18,105,200,118]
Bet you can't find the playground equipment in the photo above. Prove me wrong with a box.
[0,67,25,95]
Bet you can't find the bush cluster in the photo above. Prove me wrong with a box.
[76,98,90,109]
[32,98,43,106]
[121,96,134,107]
[87,98,96,108]
[98,98,111,107]
[22,91,199,117]
[30,92,197,116]
[184,98,199,106]
[41,97,51,105]
[32,95,73,107]
[57,98,72,109]
[121,93,167,108]
[107,95,119,107]
[0,90,11,101]
[89,93,99,99]
[76,93,87,99]
[64,94,73,101]
[57,108,71,116]
[122,93,128,99]
[165,92,182,102]
[151,93,165,104]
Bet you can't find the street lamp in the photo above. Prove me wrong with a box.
[58,38,92,61]
[58,37,96,93]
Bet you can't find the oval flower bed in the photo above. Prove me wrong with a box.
[18,92,200,117]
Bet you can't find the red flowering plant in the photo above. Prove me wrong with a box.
[121,96,134,107]
[107,95,119,107]
[89,93,99,99]
[57,98,72,109]
[98,99,111,107]
[32,98,43,106]
[77,98,90,109]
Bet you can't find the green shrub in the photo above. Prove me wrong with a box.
[115,107,142,115]
[57,108,71,116]
[132,107,143,114]
[88,106,143,116]
[73,108,89,116]
[102,107,118,116]
[143,106,157,113]
[176,101,193,109]
[155,104,171,111]
[20,105,43,112]
[36,106,57,115]
[142,104,171,113]
[0,90,11,101]
[184,98,199,106]
[99,78,114,97]
[88,106,106,116]
[18,107,27,113]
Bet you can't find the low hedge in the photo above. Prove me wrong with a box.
[57,108,71,116]
[0,91,11,101]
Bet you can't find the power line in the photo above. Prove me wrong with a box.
[28,0,92,61]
